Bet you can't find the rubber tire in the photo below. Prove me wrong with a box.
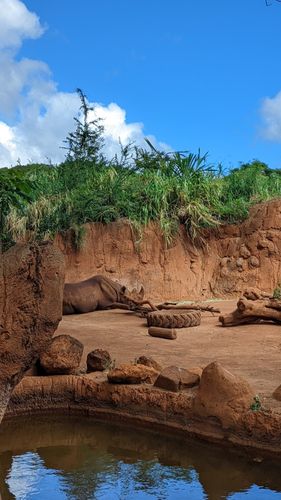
[146,309,201,329]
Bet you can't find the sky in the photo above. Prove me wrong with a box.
[1,0,281,169]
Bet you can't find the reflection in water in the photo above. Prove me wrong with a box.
[0,416,281,499]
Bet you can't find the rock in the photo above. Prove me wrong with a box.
[40,335,83,375]
[239,245,251,259]
[135,355,162,372]
[188,366,203,379]
[0,242,65,423]
[248,256,260,268]
[154,366,200,392]
[193,361,255,428]
[108,364,158,384]
[272,385,281,401]
[87,349,112,372]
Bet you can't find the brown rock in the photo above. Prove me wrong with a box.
[40,335,83,375]
[87,349,112,372]
[154,366,200,392]
[239,245,251,259]
[272,385,281,401]
[193,361,255,428]
[188,366,203,379]
[108,364,158,384]
[135,355,162,372]
[248,256,260,268]
[0,242,65,423]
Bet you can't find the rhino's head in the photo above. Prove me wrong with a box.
[120,285,145,307]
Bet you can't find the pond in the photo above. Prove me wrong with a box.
[0,416,281,499]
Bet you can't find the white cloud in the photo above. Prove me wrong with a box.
[0,0,44,49]
[261,91,281,142]
[0,53,50,115]
[0,0,169,168]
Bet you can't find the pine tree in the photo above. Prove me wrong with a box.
[63,88,104,162]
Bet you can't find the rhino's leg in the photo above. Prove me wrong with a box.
[62,303,75,315]
[105,302,131,310]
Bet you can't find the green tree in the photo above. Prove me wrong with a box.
[63,88,104,162]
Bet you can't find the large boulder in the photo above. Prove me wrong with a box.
[0,242,65,423]
[40,335,83,375]
[193,361,255,428]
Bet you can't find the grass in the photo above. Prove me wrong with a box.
[1,154,281,252]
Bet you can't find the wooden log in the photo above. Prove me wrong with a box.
[157,303,221,314]
[219,297,281,327]
[148,327,177,340]
[243,288,272,301]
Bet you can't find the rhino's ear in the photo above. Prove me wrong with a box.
[139,285,145,299]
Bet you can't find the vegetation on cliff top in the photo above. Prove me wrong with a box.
[1,90,281,251]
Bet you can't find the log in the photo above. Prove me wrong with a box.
[157,303,221,314]
[219,297,281,327]
[243,288,272,301]
[148,327,177,340]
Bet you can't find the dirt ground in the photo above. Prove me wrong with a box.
[57,300,281,408]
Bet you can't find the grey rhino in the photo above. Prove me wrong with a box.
[63,274,144,315]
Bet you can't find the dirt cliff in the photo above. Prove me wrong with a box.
[0,242,65,423]
[56,199,281,301]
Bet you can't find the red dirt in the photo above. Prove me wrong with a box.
[56,199,281,301]
[56,300,281,409]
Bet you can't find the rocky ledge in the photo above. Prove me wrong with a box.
[5,361,281,457]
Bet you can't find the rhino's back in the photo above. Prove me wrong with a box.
[63,275,121,314]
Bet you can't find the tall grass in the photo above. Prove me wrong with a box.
[1,154,281,252]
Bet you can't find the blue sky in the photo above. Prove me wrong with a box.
[1,0,281,168]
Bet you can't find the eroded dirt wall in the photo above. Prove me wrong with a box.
[56,200,281,300]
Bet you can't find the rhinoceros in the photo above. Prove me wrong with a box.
[63,275,144,315]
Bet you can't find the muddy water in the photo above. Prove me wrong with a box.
[1,417,281,499]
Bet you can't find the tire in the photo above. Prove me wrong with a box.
[146,309,201,329]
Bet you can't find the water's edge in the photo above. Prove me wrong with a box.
[4,374,281,459]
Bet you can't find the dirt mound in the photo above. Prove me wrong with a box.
[193,361,255,428]
[56,200,281,301]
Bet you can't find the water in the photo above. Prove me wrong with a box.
[0,416,281,500]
